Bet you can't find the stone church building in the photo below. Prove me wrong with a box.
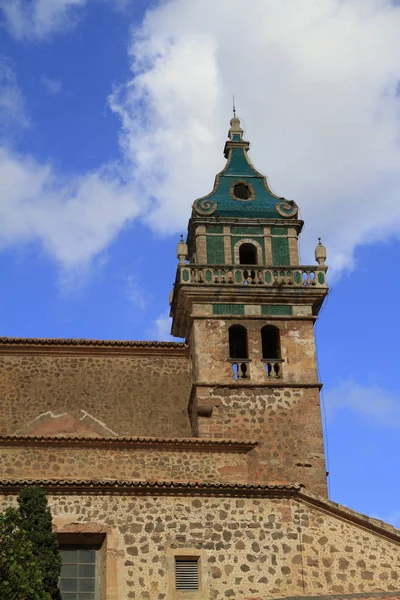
[0,117,399,600]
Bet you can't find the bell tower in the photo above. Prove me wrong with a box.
[170,117,329,496]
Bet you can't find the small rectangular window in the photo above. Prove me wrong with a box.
[175,556,200,591]
[59,546,98,600]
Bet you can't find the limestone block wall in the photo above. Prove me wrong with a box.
[1,491,399,600]
[195,386,327,496]
[0,344,191,438]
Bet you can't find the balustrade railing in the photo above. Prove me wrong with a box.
[262,359,284,379]
[230,360,250,380]
[179,265,327,288]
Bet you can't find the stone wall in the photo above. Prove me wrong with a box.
[1,491,398,600]
[191,318,318,386]
[195,385,326,496]
[188,315,326,495]
[0,440,251,483]
[0,343,192,438]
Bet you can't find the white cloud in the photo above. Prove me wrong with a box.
[125,275,148,311]
[146,310,173,341]
[0,0,87,40]
[325,379,400,427]
[110,0,400,272]
[2,0,400,278]
[0,0,126,40]
[0,57,29,133]
[41,75,62,95]
[0,147,142,269]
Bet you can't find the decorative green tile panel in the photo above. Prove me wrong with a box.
[206,235,225,264]
[231,226,264,235]
[213,304,245,315]
[317,271,325,285]
[294,271,302,284]
[231,235,265,263]
[261,305,292,316]
[270,227,287,235]
[271,236,290,265]
[206,225,223,233]
[182,270,189,282]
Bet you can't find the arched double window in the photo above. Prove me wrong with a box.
[229,325,248,359]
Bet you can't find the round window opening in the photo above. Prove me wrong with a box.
[233,182,252,200]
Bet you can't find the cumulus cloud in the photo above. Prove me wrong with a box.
[110,0,400,271]
[0,0,126,40]
[0,57,29,133]
[0,0,88,40]
[325,379,400,427]
[2,0,400,276]
[0,147,142,269]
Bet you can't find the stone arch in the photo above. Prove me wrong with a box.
[233,238,263,265]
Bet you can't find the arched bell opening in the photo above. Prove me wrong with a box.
[239,243,258,265]
[228,325,249,380]
[261,325,283,379]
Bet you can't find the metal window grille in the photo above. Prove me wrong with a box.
[59,547,98,600]
[175,556,200,591]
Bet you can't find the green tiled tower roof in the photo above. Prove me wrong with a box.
[192,117,298,220]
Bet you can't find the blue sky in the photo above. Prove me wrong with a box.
[0,0,399,527]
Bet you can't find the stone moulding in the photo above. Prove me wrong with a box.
[0,435,257,453]
[0,337,188,356]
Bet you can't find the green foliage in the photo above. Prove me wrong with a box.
[0,506,51,600]
[18,487,62,600]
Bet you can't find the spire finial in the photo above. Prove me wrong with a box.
[177,235,188,265]
[228,100,243,141]
[315,238,327,265]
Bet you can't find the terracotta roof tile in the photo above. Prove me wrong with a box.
[0,337,186,348]
[0,435,257,452]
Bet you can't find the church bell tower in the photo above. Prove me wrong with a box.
[170,116,329,497]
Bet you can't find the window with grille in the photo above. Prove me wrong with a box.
[175,556,200,591]
[59,547,98,600]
